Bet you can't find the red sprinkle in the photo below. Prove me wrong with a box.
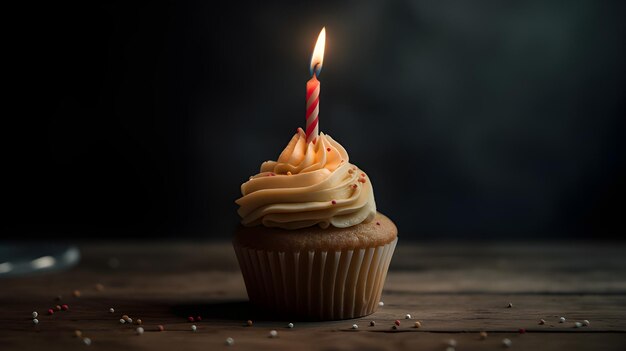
[188,316,195,322]
[326,147,331,152]
[331,200,337,205]
[376,222,381,225]
[358,178,366,183]
[361,173,365,177]
[394,320,400,326]
[158,325,165,331]
[196,316,202,321]
[352,184,357,189]
[61,304,69,311]
[48,309,54,315]
[312,139,316,144]
[519,328,526,334]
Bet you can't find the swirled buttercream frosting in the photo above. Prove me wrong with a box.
[236,128,377,230]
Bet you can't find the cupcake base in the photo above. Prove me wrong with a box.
[233,212,397,321]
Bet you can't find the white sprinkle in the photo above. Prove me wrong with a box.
[136,327,144,335]
[539,319,546,325]
[502,338,512,347]
[225,337,234,346]
[119,319,126,324]
[83,337,92,346]
[352,324,358,330]
[191,325,197,332]
[583,319,590,326]
[575,322,582,328]
[405,314,411,319]
[32,318,39,325]
[369,321,376,326]
[559,317,566,323]
[32,312,38,318]
[127,318,133,324]
[378,301,384,307]
[507,303,513,308]
[446,347,455,351]
[287,322,294,328]
[269,330,278,338]
[448,339,457,347]
[109,308,115,313]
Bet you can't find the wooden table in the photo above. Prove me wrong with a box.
[1,242,626,350]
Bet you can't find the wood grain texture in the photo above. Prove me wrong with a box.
[1,241,625,350]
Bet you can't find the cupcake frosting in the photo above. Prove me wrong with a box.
[236,128,377,230]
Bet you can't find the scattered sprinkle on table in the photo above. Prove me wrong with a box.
[191,325,197,332]
[394,320,400,326]
[378,301,384,307]
[575,322,582,328]
[61,304,69,311]
[47,309,54,315]
[405,314,411,319]
[287,322,294,328]
[109,308,115,313]
[135,319,142,325]
[95,283,104,291]
[188,316,195,322]
[246,320,253,327]
[479,331,488,339]
[502,338,512,347]
[136,327,144,335]
[447,339,457,347]
[225,337,234,346]
[75,330,82,338]
[352,324,358,330]
[32,318,39,325]
[559,317,566,323]
[119,319,126,324]
[539,319,546,325]
[445,347,455,351]
[414,321,421,328]
[583,320,590,326]
[269,330,278,338]
[73,290,81,298]
[157,325,165,332]
[83,337,91,346]
[32,312,38,318]
[127,318,133,324]
[507,302,513,308]
[370,321,376,326]
[55,305,62,311]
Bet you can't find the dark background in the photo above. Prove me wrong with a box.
[3,0,625,240]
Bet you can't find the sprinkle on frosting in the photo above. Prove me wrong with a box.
[236,128,377,229]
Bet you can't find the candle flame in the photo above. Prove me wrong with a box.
[309,27,326,77]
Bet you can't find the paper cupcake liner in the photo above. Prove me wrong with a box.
[233,238,397,320]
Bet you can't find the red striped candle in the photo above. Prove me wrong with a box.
[305,74,320,143]
[306,27,325,144]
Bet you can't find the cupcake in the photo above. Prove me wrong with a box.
[234,128,397,320]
